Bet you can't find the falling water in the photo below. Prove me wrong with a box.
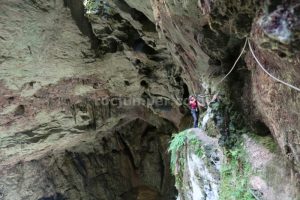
[175,130,222,200]
[201,106,213,130]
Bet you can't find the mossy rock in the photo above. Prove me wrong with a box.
[206,120,219,137]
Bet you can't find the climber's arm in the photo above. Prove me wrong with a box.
[197,100,206,108]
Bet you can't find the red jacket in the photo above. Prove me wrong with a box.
[189,100,198,109]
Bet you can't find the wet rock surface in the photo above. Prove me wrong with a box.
[174,129,223,200]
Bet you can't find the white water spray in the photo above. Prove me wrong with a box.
[175,130,222,200]
[201,106,213,130]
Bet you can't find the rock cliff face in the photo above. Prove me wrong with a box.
[149,0,300,181]
[0,0,185,199]
[1,0,300,199]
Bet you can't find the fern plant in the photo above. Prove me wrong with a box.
[220,145,254,200]
[168,131,188,174]
[168,130,204,175]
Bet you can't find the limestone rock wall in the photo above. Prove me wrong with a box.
[149,0,300,177]
[1,0,300,199]
[0,0,187,199]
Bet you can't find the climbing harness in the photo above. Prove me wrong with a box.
[248,39,300,92]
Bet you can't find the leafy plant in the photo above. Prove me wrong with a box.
[168,130,204,188]
[210,101,221,111]
[190,137,204,157]
[84,0,100,13]
[220,144,255,200]
[168,130,188,174]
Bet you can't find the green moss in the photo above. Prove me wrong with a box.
[206,120,219,137]
[248,133,278,153]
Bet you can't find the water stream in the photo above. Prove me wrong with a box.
[201,106,213,130]
[176,142,220,200]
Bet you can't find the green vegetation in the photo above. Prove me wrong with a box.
[84,0,114,16]
[220,144,255,200]
[249,133,278,153]
[189,137,204,157]
[84,0,100,13]
[209,100,255,199]
[170,97,271,199]
[168,130,204,187]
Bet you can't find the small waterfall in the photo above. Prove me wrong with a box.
[201,106,213,130]
[185,149,219,200]
[173,130,223,200]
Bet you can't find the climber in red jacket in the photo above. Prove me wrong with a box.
[188,95,205,128]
